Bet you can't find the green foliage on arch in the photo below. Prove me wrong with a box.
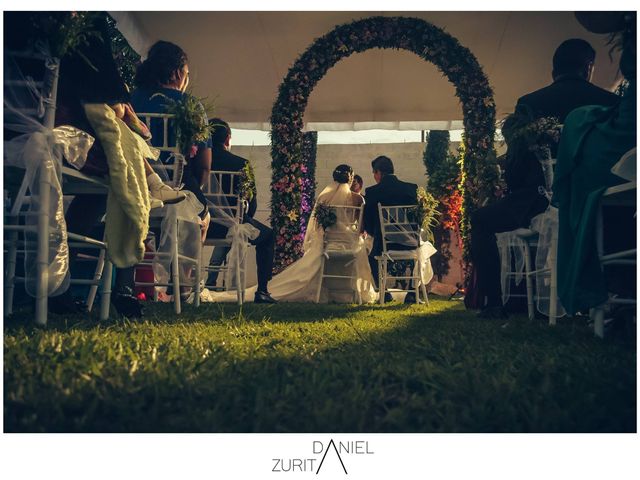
[270,16,500,270]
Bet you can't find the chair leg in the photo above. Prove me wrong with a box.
[523,242,535,320]
[194,241,201,308]
[417,259,429,306]
[414,261,420,305]
[379,258,386,305]
[354,263,362,305]
[591,305,605,338]
[315,254,326,303]
[99,258,113,321]
[421,282,429,306]
[4,231,19,317]
[236,252,243,306]
[36,166,51,326]
[86,247,106,312]
[172,220,181,314]
[548,234,558,325]
[241,260,246,304]
[590,208,605,336]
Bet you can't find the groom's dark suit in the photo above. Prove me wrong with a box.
[363,174,418,286]
[206,145,274,292]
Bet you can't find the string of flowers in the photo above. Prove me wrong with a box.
[297,132,318,267]
[270,15,497,272]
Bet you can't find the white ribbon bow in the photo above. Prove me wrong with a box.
[224,222,260,289]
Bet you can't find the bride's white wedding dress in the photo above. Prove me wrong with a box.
[198,181,435,304]
[199,182,376,303]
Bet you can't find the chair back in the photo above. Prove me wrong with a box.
[4,50,60,215]
[4,50,59,130]
[323,204,364,249]
[378,204,421,253]
[538,153,556,201]
[536,125,562,201]
[204,170,246,225]
[611,147,636,182]
[138,112,185,188]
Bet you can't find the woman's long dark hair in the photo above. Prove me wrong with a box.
[134,40,188,89]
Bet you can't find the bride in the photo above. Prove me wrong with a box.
[199,164,378,303]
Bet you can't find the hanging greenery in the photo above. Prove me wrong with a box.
[270,15,498,272]
[105,14,141,91]
[238,161,257,203]
[411,187,440,243]
[423,130,462,280]
[154,90,215,156]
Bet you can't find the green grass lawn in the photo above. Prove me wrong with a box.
[3,297,636,432]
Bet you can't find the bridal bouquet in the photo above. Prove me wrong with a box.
[313,203,337,230]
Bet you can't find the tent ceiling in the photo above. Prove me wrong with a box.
[117,11,622,129]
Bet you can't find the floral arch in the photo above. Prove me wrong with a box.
[270,16,500,271]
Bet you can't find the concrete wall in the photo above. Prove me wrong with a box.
[210,142,465,287]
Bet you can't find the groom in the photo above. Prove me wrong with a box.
[363,156,420,302]
[206,118,277,303]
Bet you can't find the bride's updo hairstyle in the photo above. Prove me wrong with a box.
[333,164,354,184]
[135,41,188,89]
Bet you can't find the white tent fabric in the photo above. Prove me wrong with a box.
[112,11,622,130]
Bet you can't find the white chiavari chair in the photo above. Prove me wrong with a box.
[376,204,429,305]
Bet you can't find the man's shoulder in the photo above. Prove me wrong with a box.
[364,183,380,194]
[579,81,619,105]
[518,79,618,112]
[395,178,418,192]
[213,149,249,172]
[516,84,554,109]
[401,180,418,189]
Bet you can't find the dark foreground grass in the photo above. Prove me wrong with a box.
[4,297,636,432]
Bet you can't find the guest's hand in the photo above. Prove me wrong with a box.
[109,103,125,119]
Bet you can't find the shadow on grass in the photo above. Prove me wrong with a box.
[4,300,636,433]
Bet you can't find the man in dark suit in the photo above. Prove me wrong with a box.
[471,38,619,319]
[363,156,419,302]
[206,119,276,303]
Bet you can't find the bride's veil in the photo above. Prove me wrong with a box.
[303,181,361,252]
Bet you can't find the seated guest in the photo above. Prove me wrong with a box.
[363,156,426,303]
[130,41,213,304]
[205,119,277,304]
[553,12,637,315]
[351,174,364,195]
[5,12,174,316]
[469,38,619,319]
[130,40,212,237]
